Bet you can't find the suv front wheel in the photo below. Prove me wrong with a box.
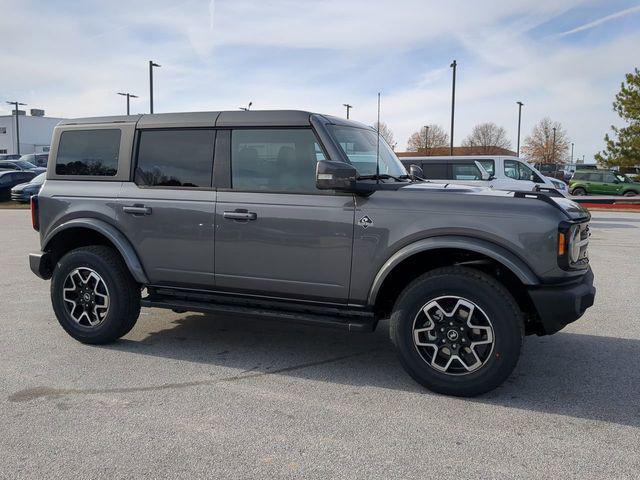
[51,245,141,344]
[390,267,524,397]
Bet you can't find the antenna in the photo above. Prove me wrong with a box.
[376,92,381,183]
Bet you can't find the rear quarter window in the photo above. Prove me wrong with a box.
[55,129,120,176]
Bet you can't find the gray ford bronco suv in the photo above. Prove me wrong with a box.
[29,110,595,396]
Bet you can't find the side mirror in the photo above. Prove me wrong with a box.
[316,160,357,191]
[408,164,424,180]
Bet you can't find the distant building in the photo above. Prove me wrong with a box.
[0,110,64,155]
[397,146,517,157]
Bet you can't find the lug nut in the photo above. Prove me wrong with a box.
[452,344,458,349]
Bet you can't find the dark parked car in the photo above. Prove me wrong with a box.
[534,163,566,181]
[0,154,22,161]
[0,170,37,200]
[19,153,50,168]
[11,172,45,202]
[0,159,46,174]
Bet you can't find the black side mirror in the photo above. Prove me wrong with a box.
[316,161,357,191]
[408,164,424,180]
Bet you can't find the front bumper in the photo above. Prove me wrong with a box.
[527,268,595,335]
[29,251,53,280]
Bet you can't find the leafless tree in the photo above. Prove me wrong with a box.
[522,118,570,164]
[461,122,511,152]
[373,121,396,149]
[406,124,449,152]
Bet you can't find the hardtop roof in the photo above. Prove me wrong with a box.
[58,110,372,129]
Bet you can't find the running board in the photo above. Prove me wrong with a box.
[141,291,376,333]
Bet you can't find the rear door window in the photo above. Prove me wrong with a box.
[56,129,120,176]
[135,129,215,188]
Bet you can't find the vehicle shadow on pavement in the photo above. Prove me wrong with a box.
[107,312,640,428]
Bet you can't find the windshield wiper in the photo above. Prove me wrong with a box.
[357,174,409,182]
[397,174,425,182]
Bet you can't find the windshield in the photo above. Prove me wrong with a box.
[328,125,406,177]
[32,173,46,184]
[15,160,37,169]
[614,173,630,183]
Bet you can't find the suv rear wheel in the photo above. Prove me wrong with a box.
[390,267,523,397]
[51,246,141,344]
[571,187,587,196]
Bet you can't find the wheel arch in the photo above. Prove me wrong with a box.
[42,218,148,284]
[368,237,540,324]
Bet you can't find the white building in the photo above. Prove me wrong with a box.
[0,110,64,155]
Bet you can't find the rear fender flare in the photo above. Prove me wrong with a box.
[43,218,149,284]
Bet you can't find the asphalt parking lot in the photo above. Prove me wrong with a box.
[1,209,639,479]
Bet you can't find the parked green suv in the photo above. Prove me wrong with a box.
[570,170,639,196]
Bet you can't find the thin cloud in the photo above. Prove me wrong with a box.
[556,4,640,37]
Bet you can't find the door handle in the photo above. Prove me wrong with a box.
[223,210,257,221]
[123,205,152,216]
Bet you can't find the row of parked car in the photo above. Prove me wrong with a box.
[400,156,639,197]
[399,155,570,195]
[0,154,48,202]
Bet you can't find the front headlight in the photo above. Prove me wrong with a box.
[568,225,581,263]
[558,222,590,269]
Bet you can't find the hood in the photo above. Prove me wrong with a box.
[11,182,29,192]
[399,181,590,221]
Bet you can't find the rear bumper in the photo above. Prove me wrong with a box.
[29,251,53,280]
[527,268,595,335]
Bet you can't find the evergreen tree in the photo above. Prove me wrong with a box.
[595,68,640,168]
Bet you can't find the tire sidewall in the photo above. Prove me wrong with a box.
[391,270,522,396]
[51,248,130,343]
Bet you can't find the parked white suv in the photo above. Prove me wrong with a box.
[401,156,568,194]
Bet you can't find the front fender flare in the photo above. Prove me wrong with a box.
[367,236,539,305]
[42,218,149,284]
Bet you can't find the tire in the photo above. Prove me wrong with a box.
[390,267,524,397]
[623,191,638,197]
[571,187,587,196]
[51,245,141,344]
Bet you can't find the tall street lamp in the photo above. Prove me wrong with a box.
[449,60,457,156]
[424,125,429,156]
[117,92,138,115]
[571,142,574,163]
[516,101,524,157]
[343,103,353,119]
[6,101,26,155]
[551,127,557,163]
[149,61,161,114]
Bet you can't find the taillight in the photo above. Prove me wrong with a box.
[30,195,39,231]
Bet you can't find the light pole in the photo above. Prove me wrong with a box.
[571,142,574,163]
[6,101,26,155]
[424,125,429,156]
[343,103,353,119]
[117,92,138,115]
[149,61,161,114]
[516,101,524,157]
[449,60,457,156]
[552,127,557,163]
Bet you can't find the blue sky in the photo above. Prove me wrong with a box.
[2,0,639,159]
